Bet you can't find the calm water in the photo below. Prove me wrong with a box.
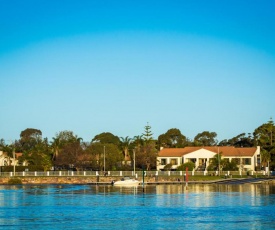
[0,183,275,230]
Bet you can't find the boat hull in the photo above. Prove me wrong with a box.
[113,179,140,186]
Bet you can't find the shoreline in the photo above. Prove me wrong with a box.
[0,176,274,185]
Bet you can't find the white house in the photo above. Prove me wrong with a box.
[157,146,261,172]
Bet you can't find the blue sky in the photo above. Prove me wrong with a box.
[0,0,275,143]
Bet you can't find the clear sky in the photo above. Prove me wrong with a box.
[0,0,275,143]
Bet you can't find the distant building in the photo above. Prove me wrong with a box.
[0,151,23,167]
[0,151,11,166]
[157,146,260,172]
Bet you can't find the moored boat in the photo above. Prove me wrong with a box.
[113,177,140,186]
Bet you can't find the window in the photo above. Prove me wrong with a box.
[243,158,251,165]
[161,159,167,165]
[170,159,178,165]
[232,158,241,165]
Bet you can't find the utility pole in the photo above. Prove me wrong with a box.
[104,146,106,173]
[218,147,220,176]
[133,149,136,177]
[13,146,15,176]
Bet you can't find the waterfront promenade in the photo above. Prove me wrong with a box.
[0,173,274,185]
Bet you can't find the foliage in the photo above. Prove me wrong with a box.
[1,165,44,172]
[19,138,52,171]
[207,154,222,171]
[194,131,217,146]
[219,133,253,147]
[135,142,157,170]
[92,132,120,146]
[163,163,172,171]
[19,128,42,152]
[253,118,275,169]
[158,128,187,148]
[2,119,275,171]
[120,136,132,160]
[84,142,122,171]
[222,160,238,171]
[177,162,195,171]
[142,123,154,143]
[8,178,22,184]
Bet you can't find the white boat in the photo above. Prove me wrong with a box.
[113,177,140,186]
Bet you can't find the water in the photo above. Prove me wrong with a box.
[0,184,275,229]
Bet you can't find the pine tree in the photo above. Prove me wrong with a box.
[142,122,153,143]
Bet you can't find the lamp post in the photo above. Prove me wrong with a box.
[13,147,15,176]
[218,147,220,176]
[103,146,106,173]
[133,149,136,176]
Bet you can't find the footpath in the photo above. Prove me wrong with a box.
[0,176,274,185]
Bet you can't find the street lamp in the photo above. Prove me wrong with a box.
[218,147,220,176]
[133,149,136,176]
[13,147,15,176]
[103,146,106,173]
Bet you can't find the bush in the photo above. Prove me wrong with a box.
[1,165,44,172]
[8,178,22,185]
[177,162,195,171]
[163,163,173,171]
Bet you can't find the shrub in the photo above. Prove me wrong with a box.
[163,163,173,171]
[177,162,195,171]
[8,178,22,185]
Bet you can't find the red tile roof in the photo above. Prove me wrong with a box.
[158,146,258,157]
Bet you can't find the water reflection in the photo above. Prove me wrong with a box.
[0,184,275,229]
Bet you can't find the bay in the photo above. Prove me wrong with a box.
[0,184,275,229]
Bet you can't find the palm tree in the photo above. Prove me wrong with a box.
[133,135,144,149]
[51,137,61,161]
[120,136,132,161]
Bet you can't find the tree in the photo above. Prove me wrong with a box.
[158,128,187,148]
[177,162,195,171]
[253,118,275,170]
[19,128,42,152]
[135,142,157,170]
[84,142,122,171]
[52,131,83,168]
[20,128,42,141]
[194,131,217,146]
[50,137,62,161]
[142,123,153,143]
[92,132,120,146]
[120,136,132,161]
[132,135,144,148]
[222,133,253,147]
[19,138,52,171]
[134,124,157,170]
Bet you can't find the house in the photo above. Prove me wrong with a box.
[157,146,261,172]
[0,151,23,167]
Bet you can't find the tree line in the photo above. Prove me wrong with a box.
[0,119,274,171]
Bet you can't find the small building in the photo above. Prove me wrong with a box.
[0,151,23,167]
[157,146,260,172]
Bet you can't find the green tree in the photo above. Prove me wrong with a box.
[92,132,120,146]
[221,133,253,147]
[19,138,52,171]
[142,123,153,143]
[158,128,187,148]
[134,124,157,170]
[19,128,42,152]
[253,118,275,170]
[177,162,195,171]
[53,131,83,167]
[85,142,122,171]
[120,136,132,161]
[194,131,217,146]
